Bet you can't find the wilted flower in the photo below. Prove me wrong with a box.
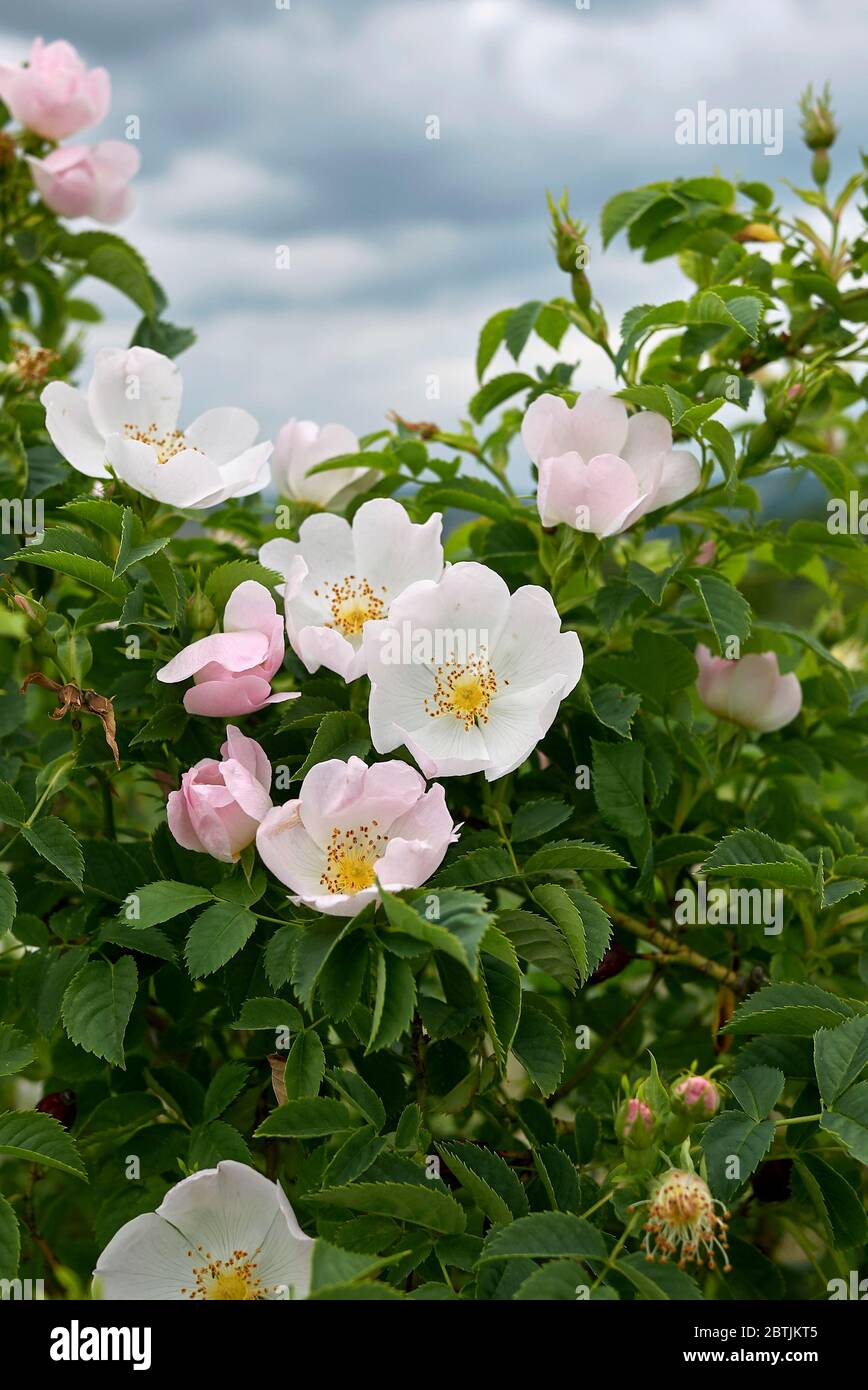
[271,418,379,507]
[168,726,272,864]
[27,141,139,225]
[256,755,458,917]
[524,389,700,536]
[695,643,802,733]
[260,498,444,683]
[363,560,583,782]
[635,1169,731,1271]
[93,1161,313,1300]
[0,38,109,141]
[41,346,272,507]
[157,581,298,716]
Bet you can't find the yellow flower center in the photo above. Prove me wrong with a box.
[313,575,387,640]
[425,651,499,729]
[181,1246,275,1301]
[321,824,387,895]
[123,422,192,465]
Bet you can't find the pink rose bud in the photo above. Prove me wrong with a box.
[695,643,802,733]
[694,539,716,566]
[27,142,139,225]
[167,726,273,863]
[0,38,110,141]
[616,1097,656,1147]
[157,581,299,717]
[672,1075,720,1117]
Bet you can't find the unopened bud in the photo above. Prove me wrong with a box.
[616,1097,656,1148]
[671,1075,721,1120]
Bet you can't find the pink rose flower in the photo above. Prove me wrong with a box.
[157,581,299,716]
[523,389,700,536]
[167,726,273,864]
[0,38,110,141]
[695,643,802,733]
[256,756,459,917]
[27,142,139,225]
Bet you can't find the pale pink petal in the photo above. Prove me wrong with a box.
[158,631,269,684]
[40,381,109,479]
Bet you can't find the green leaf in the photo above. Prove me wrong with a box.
[684,571,752,653]
[203,559,283,613]
[700,830,814,889]
[253,1097,351,1139]
[113,507,171,577]
[533,884,588,982]
[795,1154,868,1250]
[820,1081,868,1163]
[504,300,543,360]
[61,956,138,1068]
[0,1024,34,1077]
[701,1112,775,1199]
[436,1140,529,1224]
[814,1014,868,1105]
[476,308,511,380]
[0,1109,87,1180]
[122,880,213,929]
[617,1253,703,1300]
[324,1127,388,1188]
[0,871,18,934]
[283,1031,326,1099]
[380,887,493,976]
[591,739,647,841]
[434,846,515,888]
[511,995,565,1096]
[231,996,303,1031]
[727,1066,785,1120]
[589,683,641,738]
[21,548,128,598]
[367,953,416,1053]
[56,230,156,314]
[202,1061,251,1123]
[326,1068,386,1131]
[510,799,572,842]
[0,782,25,827]
[311,1239,387,1291]
[188,1120,252,1168]
[494,909,577,990]
[295,712,370,781]
[602,186,669,247]
[305,1182,466,1235]
[20,817,84,887]
[725,983,860,1037]
[0,1193,20,1280]
[468,372,536,424]
[479,1211,606,1261]
[524,840,629,874]
[185,902,257,978]
[478,927,522,1067]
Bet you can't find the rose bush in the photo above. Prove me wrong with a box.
[0,44,866,1303]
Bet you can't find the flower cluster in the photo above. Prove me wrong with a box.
[0,38,138,224]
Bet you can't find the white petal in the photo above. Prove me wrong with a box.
[481,675,570,781]
[351,498,444,595]
[88,346,182,437]
[40,381,110,478]
[213,442,272,500]
[106,435,224,507]
[155,1161,294,1269]
[93,1212,194,1301]
[184,407,259,464]
[570,388,629,461]
[649,448,701,510]
[492,587,584,696]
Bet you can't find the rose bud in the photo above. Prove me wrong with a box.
[695,643,802,733]
[0,38,109,141]
[671,1074,721,1120]
[615,1097,656,1148]
[167,725,272,864]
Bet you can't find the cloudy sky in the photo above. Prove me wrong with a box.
[4,0,865,463]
